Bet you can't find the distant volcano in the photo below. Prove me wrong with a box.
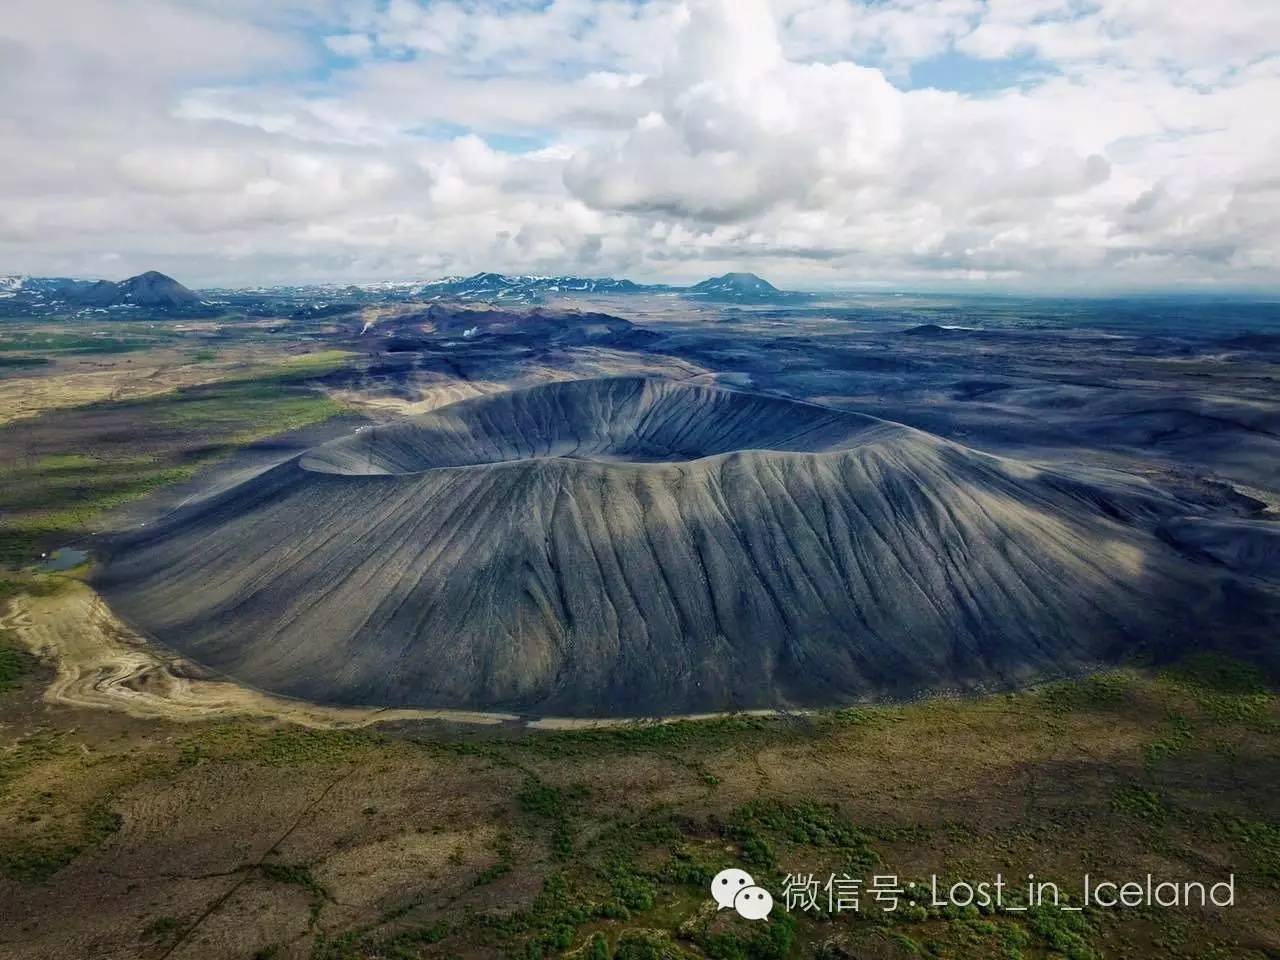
[99,375,1213,717]
[687,272,794,301]
[0,270,207,315]
[74,271,202,309]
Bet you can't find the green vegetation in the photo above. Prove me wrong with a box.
[0,798,122,882]
[695,914,795,960]
[614,929,694,960]
[312,920,451,960]
[0,731,70,795]
[0,365,347,563]
[1111,783,1171,824]
[1166,653,1268,695]
[1212,816,1280,889]
[1039,672,1131,713]
[181,725,382,767]
[1026,906,1097,960]
[525,708,887,763]
[0,637,1273,956]
[0,461,196,562]
[0,639,32,691]
[264,349,355,378]
[588,931,611,960]
[1143,713,1194,765]
[474,829,515,886]
[0,578,34,691]
[306,657,1271,959]
[259,862,331,926]
[1161,653,1275,727]
[519,778,582,859]
[0,724,380,888]
[141,914,180,943]
[138,378,345,439]
[259,861,328,895]
[0,332,153,354]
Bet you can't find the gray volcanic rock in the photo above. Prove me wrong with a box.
[422,303,636,345]
[1161,517,1280,577]
[99,376,1207,716]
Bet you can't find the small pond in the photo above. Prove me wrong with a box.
[39,548,89,571]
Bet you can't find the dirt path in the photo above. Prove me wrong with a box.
[3,580,517,728]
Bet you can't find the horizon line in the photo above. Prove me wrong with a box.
[6,268,1280,302]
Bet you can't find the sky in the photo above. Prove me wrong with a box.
[2,0,1279,292]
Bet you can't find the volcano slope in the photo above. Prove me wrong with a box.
[97,376,1225,716]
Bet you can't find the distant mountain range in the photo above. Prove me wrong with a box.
[416,272,649,301]
[0,269,804,316]
[380,270,799,303]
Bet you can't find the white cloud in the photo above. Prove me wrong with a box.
[0,0,310,79]
[324,33,374,59]
[565,0,1110,271]
[0,0,1276,290]
[780,0,983,69]
[958,0,1280,77]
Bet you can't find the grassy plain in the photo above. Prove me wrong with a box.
[0,330,354,563]
[0,318,354,426]
[0,581,1276,960]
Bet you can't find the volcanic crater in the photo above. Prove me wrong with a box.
[98,376,1208,716]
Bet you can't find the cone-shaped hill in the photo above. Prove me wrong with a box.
[98,376,1210,716]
